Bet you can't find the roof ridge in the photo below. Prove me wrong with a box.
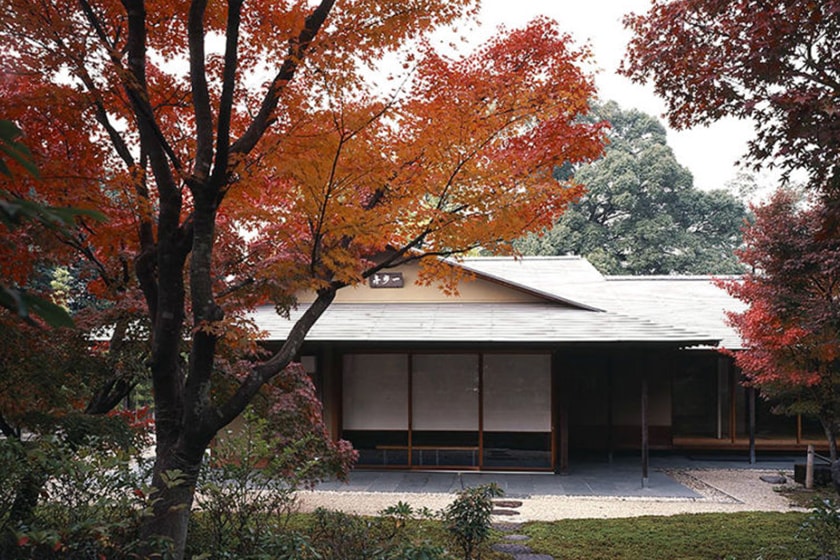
[462,255,585,261]
[607,275,741,281]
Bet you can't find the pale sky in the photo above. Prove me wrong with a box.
[453,0,756,193]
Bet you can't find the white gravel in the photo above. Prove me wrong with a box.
[295,469,807,521]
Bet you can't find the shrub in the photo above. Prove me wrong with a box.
[443,483,503,560]
[187,398,355,559]
[308,506,447,560]
[4,429,164,560]
[797,497,840,559]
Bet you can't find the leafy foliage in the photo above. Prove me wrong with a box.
[188,406,346,560]
[622,0,840,196]
[0,119,105,327]
[0,1,607,555]
[1,421,159,559]
[309,507,447,560]
[720,190,840,457]
[515,102,748,274]
[797,498,840,558]
[443,483,503,560]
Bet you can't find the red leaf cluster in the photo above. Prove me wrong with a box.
[720,190,840,414]
[622,0,840,194]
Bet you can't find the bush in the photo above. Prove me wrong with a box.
[308,505,447,560]
[3,427,163,560]
[797,497,840,559]
[186,401,355,560]
[443,483,503,560]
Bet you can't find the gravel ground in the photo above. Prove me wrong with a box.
[295,468,807,521]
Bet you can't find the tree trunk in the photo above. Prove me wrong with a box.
[1,463,48,559]
[819,417,840,496]
[140,441,206,560]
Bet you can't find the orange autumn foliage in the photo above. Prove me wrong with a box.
[1,1,606,553]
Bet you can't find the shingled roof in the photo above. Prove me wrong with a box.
[251,301,718,345]
[251,255,735,347]
[459,256,745,349]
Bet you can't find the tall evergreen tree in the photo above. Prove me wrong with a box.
[515,102,748,275]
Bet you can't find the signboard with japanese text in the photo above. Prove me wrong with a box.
[369,272,404,288]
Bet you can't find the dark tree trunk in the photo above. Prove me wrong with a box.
[140,437,209,559]
[1,464,48,558]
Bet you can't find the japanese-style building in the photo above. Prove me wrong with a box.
[251,256,825,472]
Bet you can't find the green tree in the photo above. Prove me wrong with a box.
[515,102,748,275]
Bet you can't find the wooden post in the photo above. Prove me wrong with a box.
[641,375,649,488]
[806,444,815,490]
[716,356,725,440]
[554,351,569,473]
[560,405,569,473]
[729,363,737,444]
[748,386,756,464]
[797,414,803,445]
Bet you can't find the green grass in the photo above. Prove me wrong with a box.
[517,512,815,560]
[191,509,829,559]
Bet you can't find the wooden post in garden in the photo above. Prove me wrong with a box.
[806,445,814,490]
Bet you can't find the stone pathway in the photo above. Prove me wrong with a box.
[491,501,554,560]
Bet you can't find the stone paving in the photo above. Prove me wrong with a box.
[313,453,799,499]
[492,515,552,560]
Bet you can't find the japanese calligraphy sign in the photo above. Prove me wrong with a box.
[369,272,404,288]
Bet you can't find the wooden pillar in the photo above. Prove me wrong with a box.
[748,386,756,464]
[729,362,737,444]
[559,404,569,473]
[607,357,614,463]
[641,375,649,488]
[553,351,569,473]
[716,356,727,440]
[327,347,341,440]
[797,414,803,445]
[478,353,484,470]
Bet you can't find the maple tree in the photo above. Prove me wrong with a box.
[621,0,840,198]
[0,0,606,555]
[721,189,840,460]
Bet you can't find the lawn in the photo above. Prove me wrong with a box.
[515,512,816,560]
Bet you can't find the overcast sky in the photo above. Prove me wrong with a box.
[448,0,757,194]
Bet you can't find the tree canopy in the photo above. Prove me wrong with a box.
[722,190,840,459]
[515,102,748,275]
[622,0,840,198]
[0,1,606,555]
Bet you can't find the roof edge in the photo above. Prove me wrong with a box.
[451,258,605,312]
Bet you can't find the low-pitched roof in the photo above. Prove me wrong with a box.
[460,256,745,349]
[251,255,743,348]
[252,302,719,346]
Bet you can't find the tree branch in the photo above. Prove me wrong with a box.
[210,0,244,194]
[231,0,336,156]
[208,283,341,433]
[188,0,213,183]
